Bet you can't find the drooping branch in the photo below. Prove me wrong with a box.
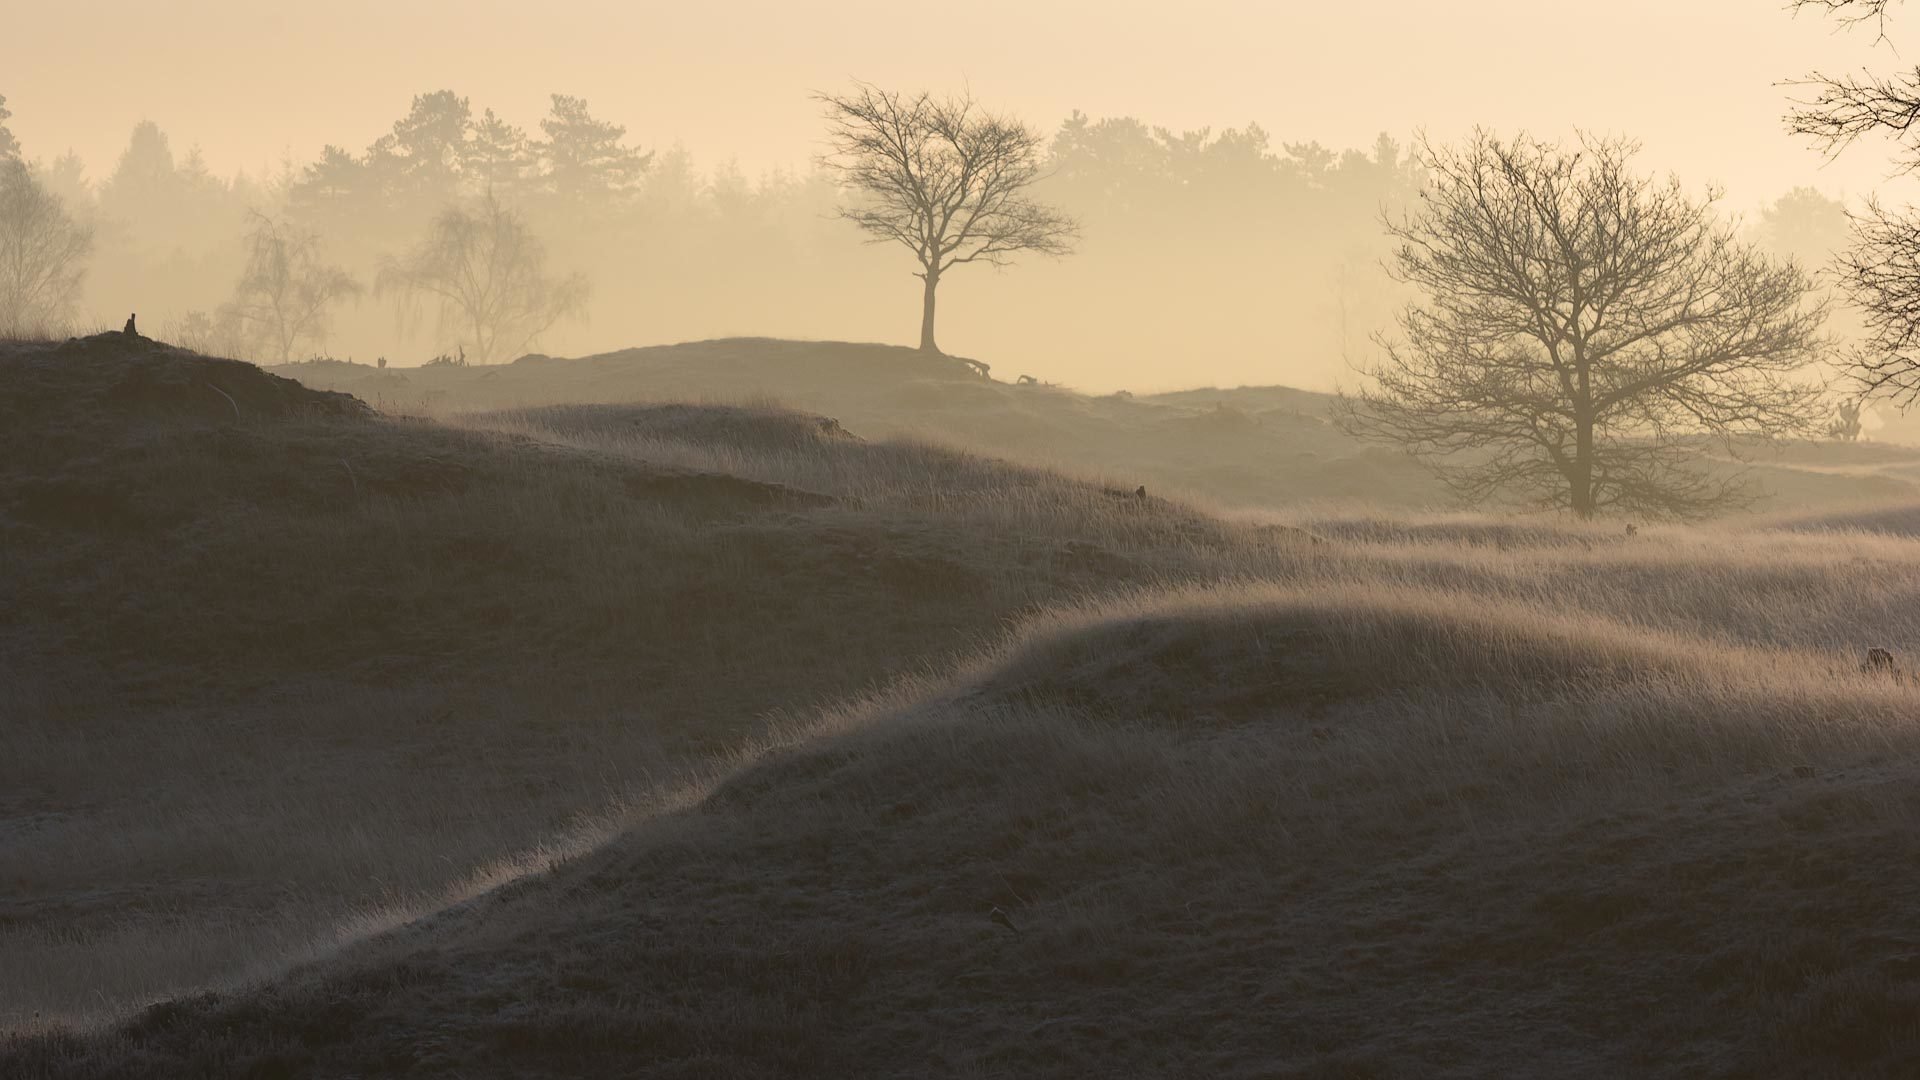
[1788,67,1920,172]
[1792,0,1899,37]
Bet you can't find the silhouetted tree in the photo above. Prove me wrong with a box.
[1755,187,1850,267]
[1829,397,1866,441]
[637,144,703,220]
[1785,0,1920,401]
[35,151,90,213]
[0,94,19,161]
[817,83,1077,354]
[535,95,650,207]
[96,122,236,248]
[1048,114,1170,209]
[289,145,368,216]
[222,212,360,362]
[375,90,472,202]
[1337,132,1827,519]
[0,158,94,335]
[466,108,534,197]
[377,192,589,363]
[99,121,179,216]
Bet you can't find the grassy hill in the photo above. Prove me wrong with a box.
[3,333,1301,1033]
[270,337,1920,517]
[16,558,1920,1076]
[11,333,1920,1075]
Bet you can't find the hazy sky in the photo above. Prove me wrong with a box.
[4,0,1910,210]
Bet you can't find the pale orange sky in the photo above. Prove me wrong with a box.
[3,0,1908,210]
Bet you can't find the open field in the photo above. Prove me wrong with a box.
[9,335,1920,1075]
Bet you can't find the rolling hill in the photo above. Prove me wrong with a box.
[10,333,1920,1075]
[1,332,1302,1032]
[14,582,1920,1077]
[270,337,1920,517]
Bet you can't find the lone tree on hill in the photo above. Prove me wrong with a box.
[377,192,589,364]
[1336,132,1828,519]
[1789,0,1920,403]
[817,83,1077,355]
[0,158,93,336]
[223,212,361,363]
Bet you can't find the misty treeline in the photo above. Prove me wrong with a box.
[1,85,1862,389]
[0,88,1416,381]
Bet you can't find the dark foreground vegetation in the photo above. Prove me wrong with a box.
[0,331,1307,1037]
[9,333,1920,1076]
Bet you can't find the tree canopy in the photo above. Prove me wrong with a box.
[1787,0,1920,402]
[817,83,1077,353]
[221,212,361,363]
[376,192,589,364]
[1339,132,1828,518]
[0,158,94,336]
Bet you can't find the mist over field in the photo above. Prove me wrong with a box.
[16,2,1920,1077]
[0,0,1902,393]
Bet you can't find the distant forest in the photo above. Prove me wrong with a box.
[0,91,1853,389]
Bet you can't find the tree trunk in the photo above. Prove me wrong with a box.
[1570,416,1596,520]
[918,271,940,354]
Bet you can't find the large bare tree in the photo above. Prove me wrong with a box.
[1337,132,1828,519]
[0,158,93,337]
[377,192,589,364]
[223,212,360,363]
[1786,0,1920,401]
[817,83,1077,355]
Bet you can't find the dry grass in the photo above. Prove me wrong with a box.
[12,336,1920,1074]
[16,573,1920,1076]
[0,337,1308,1031]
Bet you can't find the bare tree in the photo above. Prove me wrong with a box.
[816,83,1077,354]
[1792,0,1896,33]
[1336,132,1828,519]
[377,192,589,364]
[222,212,360,362]
[1784,0,1920,401]
[0,158,93,336]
